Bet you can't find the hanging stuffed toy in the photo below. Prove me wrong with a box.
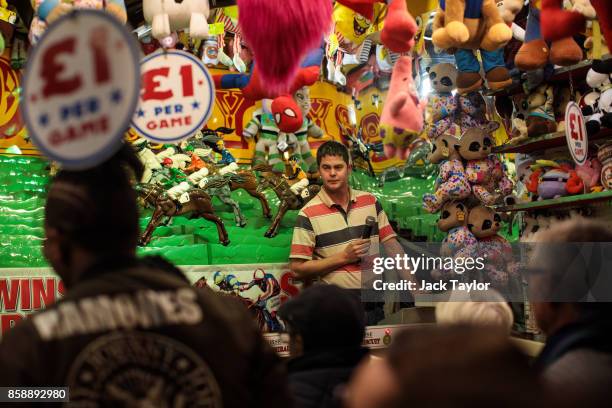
[432,0,513,94]
[525,83,557,137]
[503,0,582,71]
[422,134,472,213]
[380,0,418,53]
[237,0,332,94]
[143,0,209,40]
[426,63,459,140]
[540,0,611,68]
[467,206,518,288]
[29,0,127,45]
[438,201,478,258]
[379,56,427,159]
[457,124,514,206]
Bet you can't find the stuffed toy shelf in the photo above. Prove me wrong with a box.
[496,190,612,213]
[486,54,612,98]
[493,129,612,154]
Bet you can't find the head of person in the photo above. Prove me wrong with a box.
[345,326,546,408]
[316,140,351,194]
[435,289,514,334]
[528,217,612,335]
[43,144,144,289]
[278,284,365,358]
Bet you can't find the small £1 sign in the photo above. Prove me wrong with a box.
[22,10,140,169]
[565,101,589,166]
[132,50,215,143]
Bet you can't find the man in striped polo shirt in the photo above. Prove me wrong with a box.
[290,141,407,322]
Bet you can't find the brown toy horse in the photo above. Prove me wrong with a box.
[254,164,320,237]
[135,183,230,246]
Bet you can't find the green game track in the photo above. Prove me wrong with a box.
[0,155,516,268]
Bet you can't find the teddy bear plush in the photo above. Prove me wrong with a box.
[503,0,583,71]
[457,123,514,206]
[526,84,557,137]
[467,205,517,287]
[432,0,513,94]
[29,0,127,45]
[422,134,472,213]
[380,56,427,159]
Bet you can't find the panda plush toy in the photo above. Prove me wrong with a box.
[467,206,517,287]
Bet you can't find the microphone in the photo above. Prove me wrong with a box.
[362,216,376,239]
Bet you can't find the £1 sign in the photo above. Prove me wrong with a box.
[565,101,589,166]
[22,10,140,169]
[132,50,215,143]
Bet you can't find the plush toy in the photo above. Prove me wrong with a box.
[29,0,127,44]
[536,167,584,199]
[467,205,516,287]
[540,0,611,61]
[432,0,513,94]
[580,90,602,137]
[457,123,514,206]
[526,84,557,137]
[379,56,427,159]
[553,85,572,133]
[422,134,472,213]
[292,86,323,173]
[504,0,583,71]
[237,0,332,94]
[456,91,488,131]
[143,0,209,40]
[380,0,418,53]
[426,63,459,140]
[244,109,287,173]
[584,64,612,135]
[576,157,603,193]
[438,201,478,258]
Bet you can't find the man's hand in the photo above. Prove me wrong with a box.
[343,239,371,263]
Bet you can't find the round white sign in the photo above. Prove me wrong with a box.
[22,10,140,169]
[132,50,215,143]
[565,101,589,166]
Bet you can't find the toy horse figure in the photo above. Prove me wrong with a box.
[201,174,248,227]
[135,183,230,246]
[254,164,320,237]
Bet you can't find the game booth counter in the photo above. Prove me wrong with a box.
[0,0,611,357]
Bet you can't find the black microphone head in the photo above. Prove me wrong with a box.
[362,216,376,239]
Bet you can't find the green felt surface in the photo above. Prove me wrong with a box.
[0,155,516,267]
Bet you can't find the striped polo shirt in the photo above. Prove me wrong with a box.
[290,188,397,289]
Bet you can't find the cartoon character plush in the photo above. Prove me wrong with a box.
[438,201,478,257]
[244,109,287,173]
[467,205,516,287]
[29,0,127,44]
[432,0,513,94]
[526,84,557,137]
[422,134,472,213]
[583,64,612,135]
[237,0,331,94]
[379,56,427,159]
[380,0,418,53]
[540,0,611,63]
[504,0,583,71]
[457,123,514,206]
[537,167,584,199]
[143,0,209,40]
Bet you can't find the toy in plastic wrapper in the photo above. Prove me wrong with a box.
[422,134,472,213]
[380,56,426,159]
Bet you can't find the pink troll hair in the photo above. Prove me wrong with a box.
[237,0,332,95]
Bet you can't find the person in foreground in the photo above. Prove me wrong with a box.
[289,141,409,324]
[344,325,547,408]
[278,284,368,408]
[0,144,292,408]
[529,217,612,406]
